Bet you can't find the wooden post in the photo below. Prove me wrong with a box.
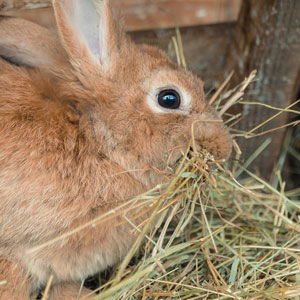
[227,0,300,180]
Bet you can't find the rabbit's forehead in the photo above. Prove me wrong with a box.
[142,68,203,91]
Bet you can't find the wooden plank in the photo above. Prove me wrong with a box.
[1,0,241,30]
[226,0,300,180]
[114,0,242,31]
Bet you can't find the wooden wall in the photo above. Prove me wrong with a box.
[1,0,241,30]
[227,0,300,180]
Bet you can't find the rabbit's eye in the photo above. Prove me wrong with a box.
[158,89,181,109]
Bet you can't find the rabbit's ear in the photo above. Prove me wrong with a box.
[52,0,120,72]
[0,17,64,68]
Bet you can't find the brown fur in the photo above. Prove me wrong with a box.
[0,1,232,299]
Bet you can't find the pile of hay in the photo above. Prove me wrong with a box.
[77,72,300,300]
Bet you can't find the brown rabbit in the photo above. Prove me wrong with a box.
[0,0,232,299]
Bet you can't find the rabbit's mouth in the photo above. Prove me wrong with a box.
[194,138,232,161]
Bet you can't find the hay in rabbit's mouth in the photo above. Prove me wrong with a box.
[64,71,299,300]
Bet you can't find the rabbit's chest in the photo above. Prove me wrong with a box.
[23,220,135,283]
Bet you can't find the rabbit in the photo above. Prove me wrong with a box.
[0,0,232,299]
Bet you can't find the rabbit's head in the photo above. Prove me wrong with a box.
[50,0,232,187]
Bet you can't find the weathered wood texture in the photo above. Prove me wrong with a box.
[227,0,300,180]
[1,0,241,30]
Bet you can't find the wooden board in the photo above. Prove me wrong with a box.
[1,0,241,31]
[226,0,300,180]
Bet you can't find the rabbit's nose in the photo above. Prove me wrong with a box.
[195,136,232,161]
[191,120,232,160]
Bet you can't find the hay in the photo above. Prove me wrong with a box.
[75,72,300,300]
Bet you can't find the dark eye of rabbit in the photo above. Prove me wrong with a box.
[158,89,181,109]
